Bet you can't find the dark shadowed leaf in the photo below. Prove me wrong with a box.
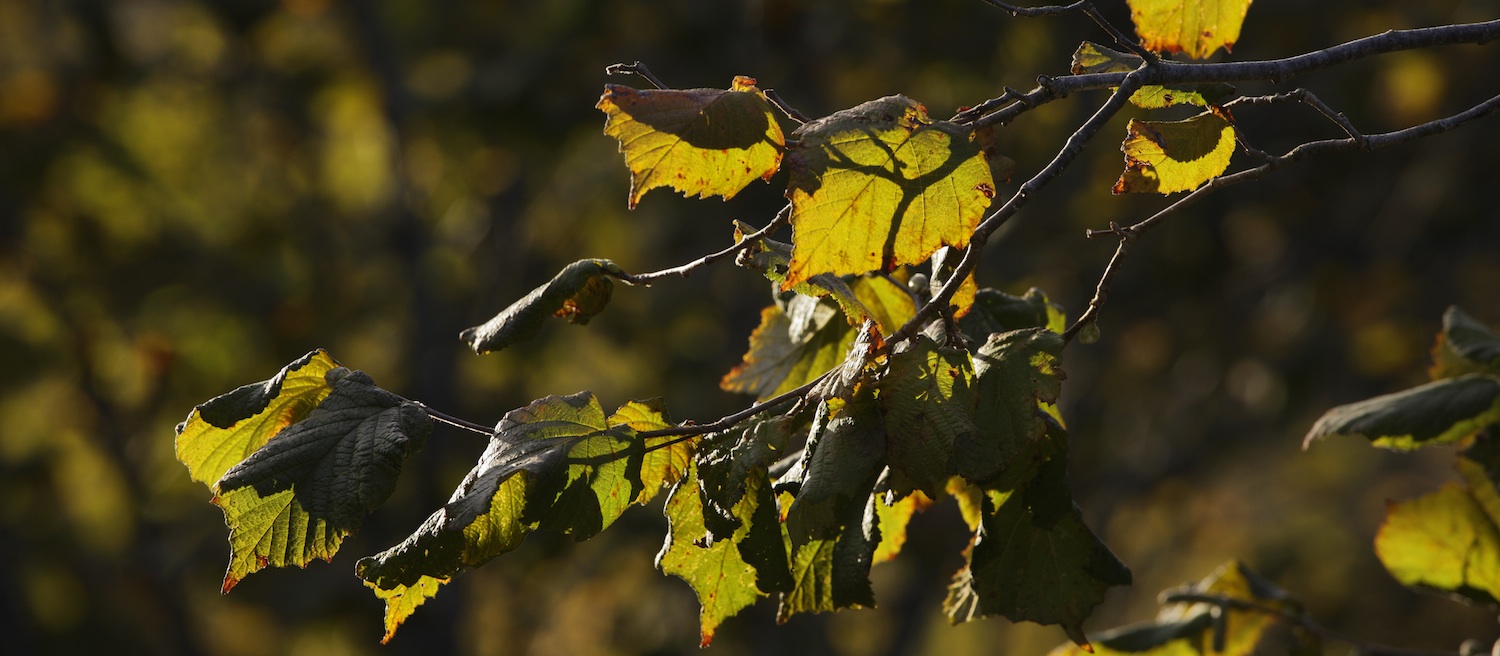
[963,328,1066,489]
[958,288,1067,343]
[598,76,785,208]
[785,393,887,546]
[460,259,626,354]
[1432,306,1500,379]
[1302,374,1500,451]
[697,415,796,540]
[777,490,881,621]
[722,302,855,401]
[878,335,978,496]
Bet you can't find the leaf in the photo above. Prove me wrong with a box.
[808,320,886,403]
[872,487,934,563]
[1113,112,1236,195]
[958,288,1067,343]
[783,95,994,289]
[1302,374,1500,451]
[878,335,978,496]
[176,349,339,488]
[658,467,790,646]
[785,393,887,546]
[1375,484,1500,607]
[1460,429,1500,528]
[1432,306,1500,379]
[598,76,785,208]
[1126,0,1255,60]
[356,393,695,641]
[721,302,855,401]
[697,415,796,540]
[1050,560,1315,656]
[850,274,918,335]
[460,259,626,355]
[1069,41,1235,109]
[213,367,432,591]
[930,246,978,319]
[944,453,1131,648]
[777,491,881,621]
[963,328,1066,490]
[735,225,918,333]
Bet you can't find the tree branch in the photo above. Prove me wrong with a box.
[980,0,1158,63]
[637,369,834,440]
[1162,592,1462,656]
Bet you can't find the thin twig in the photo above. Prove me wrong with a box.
[613,205,791,286]
[952,86,1028,124]
[1227,88,1368,146]
[1064,91,1500,345]
[981,0,1158,64]
[1060,223,1133,345]
[1163,592,1461,656]
[420,405,493,436]
[637,369,835,439]
[605,61,668,89]
[765,89,810,124]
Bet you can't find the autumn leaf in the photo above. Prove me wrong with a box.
[722,301,856,401]
[598,76,784,208]
[1375,484,1500,606]
[877,335,978,496]
[1113,112,1236,195]
[460,259,626,355]
[784,95,994,288]
[958,287,1068,341]
[1126,0,1255,60]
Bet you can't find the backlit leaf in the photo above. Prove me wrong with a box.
[736,225,918,333]
[1375,484,1500,606]
[460,259,626,355]
[944,454,1131,648]
[721,302,855,401]
[1126,0,1254,60]
[1460,430,1500,528]
[176,349,339,488]
[1070,41,1235,108]
[878,335,978,496]
[963,328,1066,490]
[356,393,695,641]
[1302,374,1500,451]
[1432,306,1500,379]
[1113,112,1236,195]
[784,95,994,288]
[658,467,790,646]
[872,488,933,563]
[213,367,431,592]
[598,76,784,208]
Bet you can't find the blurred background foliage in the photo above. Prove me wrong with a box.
[2,0,1499,654]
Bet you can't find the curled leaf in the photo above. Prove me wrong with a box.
[1113,112,1236,195]
[460,259,625,354]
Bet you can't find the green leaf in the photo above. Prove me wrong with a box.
[697,415,795,539]
[598,76,785,208]
[1302,374,1500,451]
[212,367,431,591]
[944,453,1131,648]
[958,288,1067,343]
[777,491,880,621]
[356,393,695,642]
[658,467,790,646]
[721,302,855,401]
[1375,484,1500,607]
[1069,41,1235,109]
[878,335,978,496]
[784,394,887,546]
[1126,0,1254,60]
[964,329,1066,490]
[1432,306,1500,379]
[783,95,994,289]
[1112,112,1236,195]
[460,259,625,355]
[176,349,339,488]
[1050,560,1314,656]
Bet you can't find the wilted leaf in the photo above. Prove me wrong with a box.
[722,302,855,401]
[784,95,994,288]
[460,259,627,354]
[1432,306,1500,379]
[1375,484,1500,606]
[1302,374,1500,451]
[962,328,1066,489]
[1126,0,1255,60]
[945,454,1131,648]
[1113,112,1236,195]
[176,349,339,488]
[598,76,785,208]
[1070,41,1235,108]
[878,335,978,496]
[659,467,791,646]
[785,394,887,546]
[809,320,886,403]
[213,367,431,592]
[357,393,695,641]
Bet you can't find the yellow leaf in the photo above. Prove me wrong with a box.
[1376,484,1500,605]
[1113,112,1235,195]
[784,95,994,289]
[1126,0,1254,60]
[598,76,784,208]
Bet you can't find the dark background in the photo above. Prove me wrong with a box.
[2,0,1499,654]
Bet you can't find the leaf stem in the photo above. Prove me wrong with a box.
[764,89,810,124]
[605,61,668,89]
[638,369,834,440]
[418,404,493,436]
[612,205,791,285]
[980,0,1158,64]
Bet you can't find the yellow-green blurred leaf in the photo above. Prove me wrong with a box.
[1376,484,1500,606]
[598,76,784,208]
[1126,0,1255,60]
[784,95,994,289]
[721,302,855,401]
[1113,112,1236,195]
